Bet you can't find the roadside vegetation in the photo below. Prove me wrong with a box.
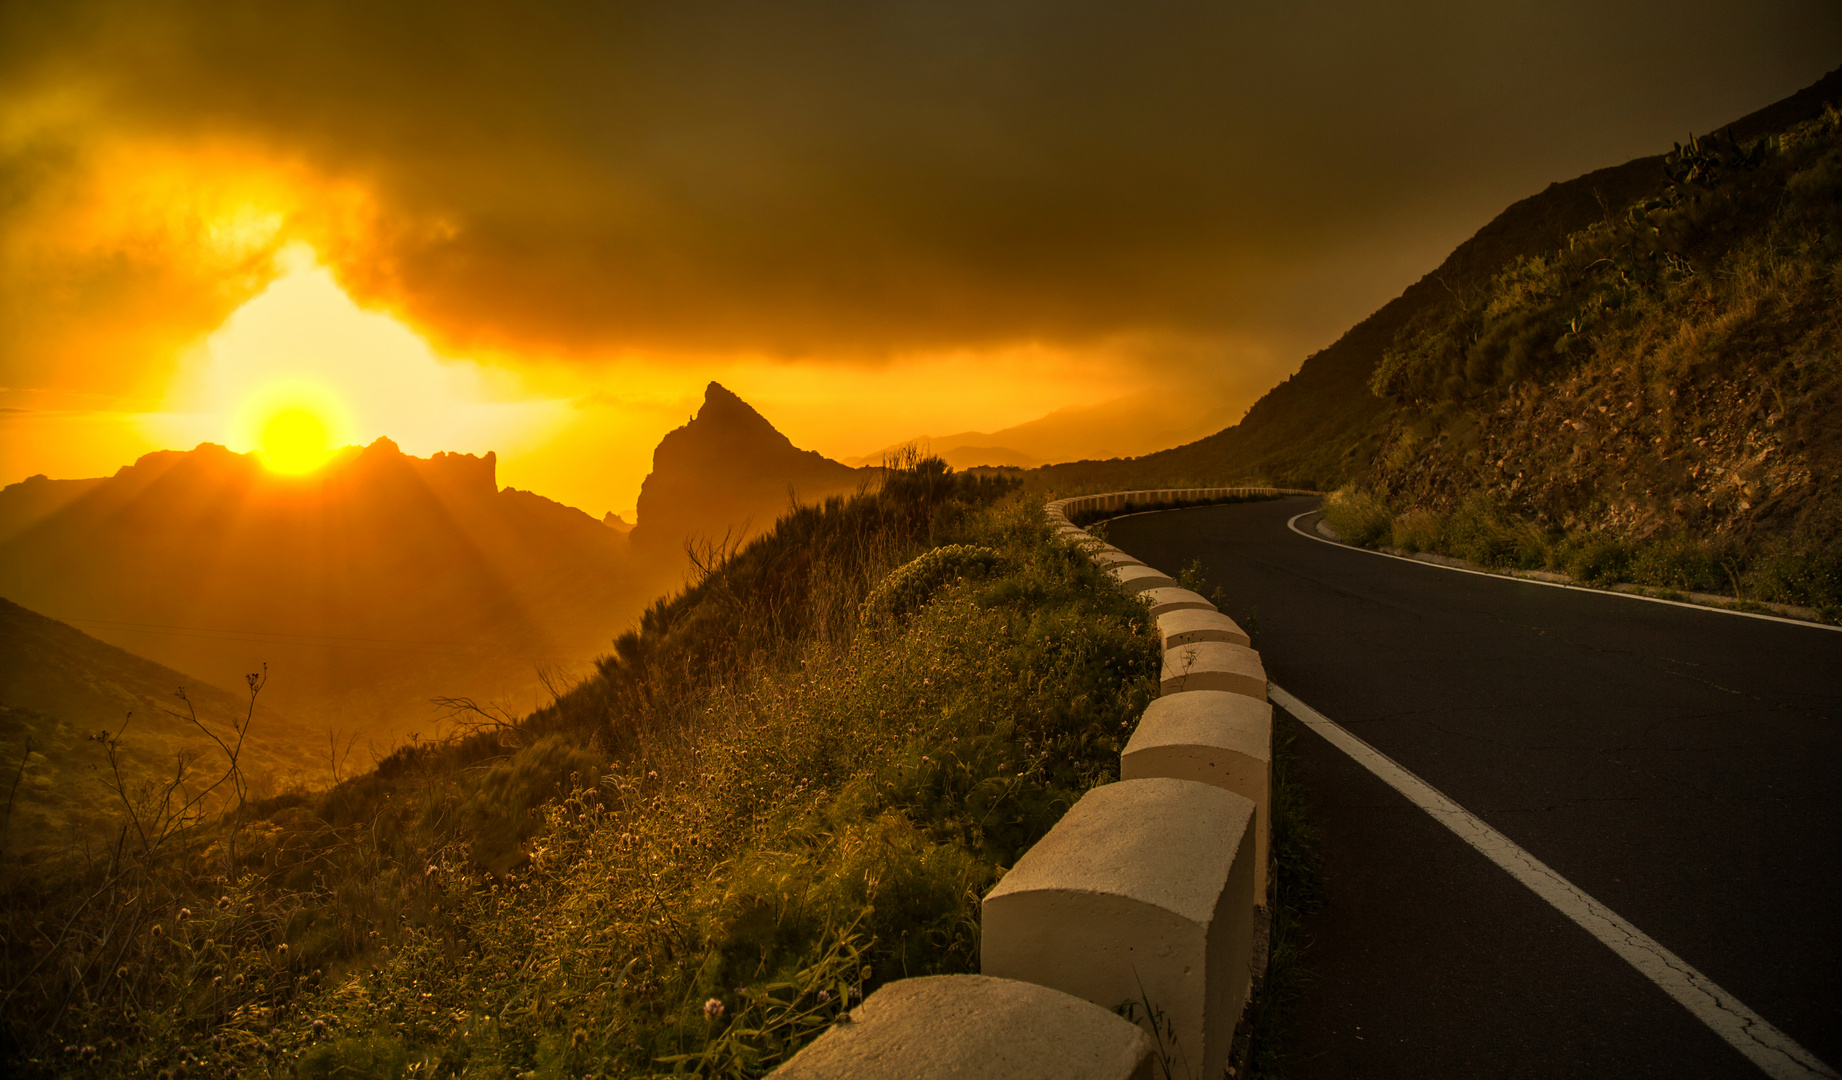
[1319,486,1840,620]
[1,459,1179,1078]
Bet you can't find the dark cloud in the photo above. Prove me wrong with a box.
[2,0,1837,367]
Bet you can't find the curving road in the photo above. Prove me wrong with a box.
[1104,495,1841,1079]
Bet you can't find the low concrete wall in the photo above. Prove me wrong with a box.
[775,487,1301,1080]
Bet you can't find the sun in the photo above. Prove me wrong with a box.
[259,406,332,473]
[232,379,354,474]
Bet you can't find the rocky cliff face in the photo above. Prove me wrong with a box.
[630,382,868,551]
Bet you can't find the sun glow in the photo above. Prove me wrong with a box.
[232,380,354,474]
[153,244,566,470]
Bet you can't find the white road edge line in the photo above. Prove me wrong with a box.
[1284,510,1841,634]
[1269,683,1839,1080]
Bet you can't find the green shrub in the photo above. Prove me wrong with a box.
[1561,535,1632,585]
[1626,534,1732,594]
[859,544,1002,629]
[1319,488,1393,547]
[1389,508,1445,553]
[1750,545,1842,613]
[1444,494,1546,569]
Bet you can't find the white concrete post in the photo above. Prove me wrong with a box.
[982,779,1258,1080]
[1160,641,1267,700]
[1110,564,1178,595]
[1121,692,1273,906]
[771,975,1155,1080]
[1141,587,1216,616]
[1156,608,1250,649]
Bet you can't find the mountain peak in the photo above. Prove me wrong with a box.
[631,382,861,548]
[689,382,795,454]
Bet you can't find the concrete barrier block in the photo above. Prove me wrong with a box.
[983,778,1257,1080]
[1142,587,1216,617]
[772,974,1155,1080]
[1122,692,1272,905]
[1090,548,1146,571]
[1157,608,1250,650]
[1160,641,1267,700]
[1110,564,1177,594]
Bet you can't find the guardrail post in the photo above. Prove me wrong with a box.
[1122,692,1273,907]
[982,779,1258,1080]
[771,975,1155,1080]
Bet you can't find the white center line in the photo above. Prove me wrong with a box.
[1270,683,1838,1080]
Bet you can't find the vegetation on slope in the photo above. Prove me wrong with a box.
[1,459,1164,1078]
[1030,67,1842,497]
[1322,105,1842,617]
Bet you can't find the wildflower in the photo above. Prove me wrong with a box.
[648,770,658,780]
[176,908,192,922]
[703,998,725,1020]
[311,1020,325,1036]
[150,924,165,937]
[570,1029,589,1050]
[817,990,830,1002]
[277,943,289,955]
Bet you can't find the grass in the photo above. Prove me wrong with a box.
[1238,713,1325,1080]
[1351,108,1842,602]
[1316,488,1841,621]
[0,460,1171,1078]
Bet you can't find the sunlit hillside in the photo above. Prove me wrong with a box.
[0,460,1245,1078]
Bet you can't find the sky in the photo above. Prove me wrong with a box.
[1,0,1836,516]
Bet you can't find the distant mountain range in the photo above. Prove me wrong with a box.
[842,391,1240,471]
[0,382,877,741]
[0,438,661,736]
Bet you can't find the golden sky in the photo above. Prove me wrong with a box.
[1,0,1836,515]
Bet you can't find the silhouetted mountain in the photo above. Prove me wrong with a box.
[845,391,1236,470]
[630,382,869,550]
[0,439,668,737]
[0,598,326,863]
[1036,66,1842,493]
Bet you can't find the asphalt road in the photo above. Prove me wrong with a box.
[1104,495,1841,1079]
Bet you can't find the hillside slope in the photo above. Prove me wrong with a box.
[0,599,326,863]
[1033,66,1842,494]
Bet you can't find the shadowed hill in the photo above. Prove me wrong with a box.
[0,598,328,863]
[630,381,871,552]
[1033,66,1842,493]
[0,439,667,737]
